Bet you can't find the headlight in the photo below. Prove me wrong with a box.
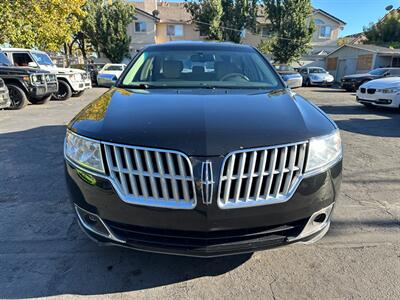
[65,131,104,173]
[306,130,342,174]
[69,73,82,81]
[381,88,400,94]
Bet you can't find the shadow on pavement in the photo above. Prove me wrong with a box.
[318,104,400,138]
[0,126,251,298]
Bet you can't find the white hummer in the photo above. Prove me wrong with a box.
[1,48,92,100]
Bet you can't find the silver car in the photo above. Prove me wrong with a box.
[299,67,335,87]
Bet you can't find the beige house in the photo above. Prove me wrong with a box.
[128,1,346,63]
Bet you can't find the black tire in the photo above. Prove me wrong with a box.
[29,94,52,105]
[7,84,28,110]
[52,80,72,101]
[72,90,85,98]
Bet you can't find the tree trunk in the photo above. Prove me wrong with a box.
[63,43,70,68]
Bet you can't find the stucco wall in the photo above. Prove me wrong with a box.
[155,23,204,44]
[127,14,157,53]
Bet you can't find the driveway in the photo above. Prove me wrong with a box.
[0,87,399,299]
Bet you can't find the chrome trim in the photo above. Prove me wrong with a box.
[64,130,197,210]
[201,161,214,205]
[287,203,334,243]
[75,205,126,244]
[217,141,308,209]
[103,142,197,209]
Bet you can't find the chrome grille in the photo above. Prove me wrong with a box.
[104,143,197,209]
[218,142,308,209]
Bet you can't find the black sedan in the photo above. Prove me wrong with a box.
[341,67,400,91]
[64,42,343,257]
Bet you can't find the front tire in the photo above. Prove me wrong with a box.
[7,84,28,110]
[72,90,85,98]
[52,80,72,101]
[29,94,52,105]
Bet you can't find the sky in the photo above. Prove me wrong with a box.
[311,0,397,37]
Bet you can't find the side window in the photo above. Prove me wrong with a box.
[300,69,308,74]
[389,69,400,76]
[13,53,34,67]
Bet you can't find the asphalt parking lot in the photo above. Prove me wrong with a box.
[0,87,399,299]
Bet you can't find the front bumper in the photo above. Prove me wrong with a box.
[97,77,116,87]
[65,158,342,257]
[356,93,400,108]
[341,81,360,91]
[46,82,59,94]
[310,79,334,86]
[29,84,49,97]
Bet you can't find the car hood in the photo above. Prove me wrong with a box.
[0,66,50,75]
[40,65,85,74]
[310,73,333,80]
[343,73,377,79]
[69,88,335,156]
[361,77,400,88]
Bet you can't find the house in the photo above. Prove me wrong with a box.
[325,44,400,80]
[128,0,346,62]
[128,0,203,54]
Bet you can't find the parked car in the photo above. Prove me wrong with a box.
[274,65,303,88]
[299,67,335,87]
[71,63,106,86]
[341,67,400,92]
[356,77,400,109]
[0,51,58,109]
[1,48,91,100]
[64,42,342,257]
[97,64,126,87]
[0,78,11,109]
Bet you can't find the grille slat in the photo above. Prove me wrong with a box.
[218,142,308,209]
[104,144,196,209]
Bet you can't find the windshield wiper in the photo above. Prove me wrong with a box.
[120,83,153,89]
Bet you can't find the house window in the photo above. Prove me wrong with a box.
[167,24,183,37]
[357,54,373,70]
[392,57,400,67]
[327,57,338,70]
[134,22,147,33]
[319,26,332,38]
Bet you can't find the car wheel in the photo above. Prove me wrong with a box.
[29,94,52,105]
[7,84,28,110]
[72,90,85,98]
[52,80,72,101]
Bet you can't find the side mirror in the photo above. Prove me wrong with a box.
[28,62,38,68]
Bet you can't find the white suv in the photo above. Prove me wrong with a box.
[1,48,91,100]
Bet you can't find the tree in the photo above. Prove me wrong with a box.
[185,0,258,43]
[260,0,314,64]
[0,0,86,51]
[364,10,400,48]
[82,0,135,62]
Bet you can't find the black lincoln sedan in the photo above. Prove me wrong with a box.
[64,42,342,257]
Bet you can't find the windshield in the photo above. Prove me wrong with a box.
[275,65,295,72]
[309,68,327,74]
[0,52,11,66]
[104,65,124,71]
[120,48,282,89]
[368,69,387,76]
[31,52,54,66]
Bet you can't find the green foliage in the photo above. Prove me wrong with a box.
[364,10,400,48]
[82,0,135,63]
[185,0,258,43]
[261,0,314,64]
[0,0,86,51]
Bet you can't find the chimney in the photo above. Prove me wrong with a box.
[143,0,157,14]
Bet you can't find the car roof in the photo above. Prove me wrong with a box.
[0,47,47,54]
[144,41,254,52]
